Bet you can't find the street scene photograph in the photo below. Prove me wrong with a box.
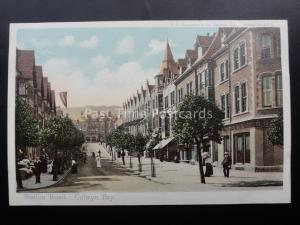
[7,21,290,204]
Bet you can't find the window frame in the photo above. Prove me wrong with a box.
[261,33,272,59]
[262,75,273,107]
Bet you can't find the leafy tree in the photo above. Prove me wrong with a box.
[15,96,39,149]
[268,112,283,146]
[173,95,224,184]
[146,129,160,177]
[134,132,147,172]
[39,116,84,180]
[15,96,39,189]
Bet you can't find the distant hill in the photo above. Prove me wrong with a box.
[62,105,122,120]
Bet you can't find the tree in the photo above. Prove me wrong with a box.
[39,116,84,180]
[15,96,39,149]
[15,97,39,189]
[146,129,160,177]
[134,133,147,172]
[173,95,224,184]
[268,112,283,146]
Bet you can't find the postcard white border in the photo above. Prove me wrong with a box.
[8,20,291,205]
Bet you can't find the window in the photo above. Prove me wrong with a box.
[233,48,239,70]
[220,61,229,82]
[261,34,272,59]
[233,42,247,71]
[221,93,230,118]
[220,62,225,82]
[164,96,169,109]
[262,76,272,106]
[171,91,175,106]
[198,73,202,90]
[221,95,225,113]
[241,82,247,112]
[240,42,246,66]
[187,82,193,95]
[235,85,240,113]
[234,133,250,164]
[225,60,229,79]
[178,88,183,103]
[234,82,247,114]
[18,82,27,96]
[276,35,281,56]
[224,136,230,155]
[276,73,283,106]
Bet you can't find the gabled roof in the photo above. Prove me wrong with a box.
[16,49,35,79]
[185,49,197,59]
[196,34,215,48]
[35,65,43,91]
[177,58,187,67]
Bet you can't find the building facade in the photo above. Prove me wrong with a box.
[120,27,283,171]
[16,49,57,159]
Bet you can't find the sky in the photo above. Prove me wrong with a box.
[17,26,218,107]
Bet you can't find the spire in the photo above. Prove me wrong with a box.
[159,40,177,75]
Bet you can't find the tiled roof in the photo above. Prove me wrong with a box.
[185,49,197,59]
[35,65,43,91]
[196,35,215,48]
[16,49,35,79]
[177,58,187,67]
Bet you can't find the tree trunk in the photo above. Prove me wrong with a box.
[129,151,133,168]
[137,154,142,172]
[110,146,113,162]
[53,149,58,181]
[196,141,205,184]
[150,154,156,177]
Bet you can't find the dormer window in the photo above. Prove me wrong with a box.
[198,46,203,58]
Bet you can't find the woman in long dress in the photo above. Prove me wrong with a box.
[96,154,101,168]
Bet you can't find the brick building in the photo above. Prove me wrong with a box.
[121,27,283,171]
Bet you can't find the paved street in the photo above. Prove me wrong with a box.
[32,143,282,192]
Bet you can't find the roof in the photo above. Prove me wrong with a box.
[153,137,174,150]
[224,27,247,43]
[196,34,215,48]
[185,49,197,59]
[16,49,35,79]
[35,65,43,91]
[159,41,178,75]
[177,58,187,67]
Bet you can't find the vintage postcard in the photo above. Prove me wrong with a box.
[7,20,291,205]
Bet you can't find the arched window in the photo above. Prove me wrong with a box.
[261,34,272,59]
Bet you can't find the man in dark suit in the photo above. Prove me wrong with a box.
[34,157,42,183]
[222,152,232,178]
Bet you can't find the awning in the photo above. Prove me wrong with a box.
[153,137,174,150]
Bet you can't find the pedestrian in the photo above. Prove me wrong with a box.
[92,152,96,158]
[34,156,42,184]
[222,152,232,178]
[98,149,101,158]
[71,159,78,174]
[204,153,213,177]
[96,154,101,168]
[121,150,126,165]
[40,149,49,173]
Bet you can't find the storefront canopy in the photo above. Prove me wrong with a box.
[153,137,174,150]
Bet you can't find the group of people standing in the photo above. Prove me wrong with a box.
[203,151,232,178]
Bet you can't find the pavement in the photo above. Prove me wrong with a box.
[30,143,283,192]
[108,145,283,188]
[19,167,72,191]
